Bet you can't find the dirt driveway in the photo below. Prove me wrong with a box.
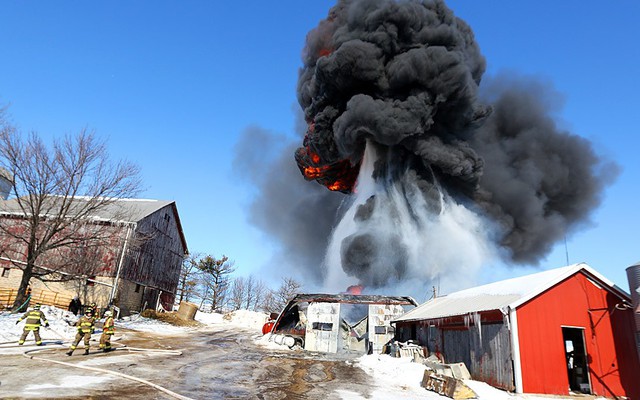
[0,326,375,399]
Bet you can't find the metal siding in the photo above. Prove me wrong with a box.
[305,302,340,353]
[369,304,405,353]
[517,272,640,399]
[626,263,640,356]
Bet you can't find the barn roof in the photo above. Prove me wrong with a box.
[394,263,630,323]
[0,196,188,254]
[0,196,172,223]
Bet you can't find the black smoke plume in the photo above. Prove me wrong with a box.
[289,0,617,287]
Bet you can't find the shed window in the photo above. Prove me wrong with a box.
[1,268,9,278]
[86,275,96,286]
[135,283,141,293]
[374,326,388,334]
[312,322,333,331]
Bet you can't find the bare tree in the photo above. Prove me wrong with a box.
[0,115,141,311]
[197,255,236,313]
[176,253,200,305]
[229,276,246,311]
[245,276,267,311]
[260,277,302,314]
[259,290,279,314]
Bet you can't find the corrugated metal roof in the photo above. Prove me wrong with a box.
[394,262,630,322]
[395,293,521,322]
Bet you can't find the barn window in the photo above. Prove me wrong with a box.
[1,268,9,278]
[135,283,141,293]
[164,213,170,222]
[86,275,96,286]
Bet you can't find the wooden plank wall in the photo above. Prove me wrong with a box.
[0,287,72,311]
[121,204,185,294]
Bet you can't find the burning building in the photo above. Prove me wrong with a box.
[268,293,417,355]
[286,0,617,293]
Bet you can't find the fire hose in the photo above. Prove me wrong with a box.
[22,343,193,400]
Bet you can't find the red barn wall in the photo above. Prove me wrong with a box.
[516,272,640,398]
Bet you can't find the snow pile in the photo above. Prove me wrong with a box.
[117,314,192,334]
[115,309,268,334]
[342,354,433,399]
[254,332,297,351]
[194,310,225,325]
[194,309,268,331]
[349,354,612,400]
[220,309,269,330]
[0,305,79,350]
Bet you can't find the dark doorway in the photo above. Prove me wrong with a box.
[562,327,591,394]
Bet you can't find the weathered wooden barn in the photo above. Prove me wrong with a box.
[0,198,188,315]
[393,263,640,399]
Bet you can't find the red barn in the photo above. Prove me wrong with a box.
[394,263,640,399]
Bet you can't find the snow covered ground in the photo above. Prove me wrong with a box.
[0,305,606,399]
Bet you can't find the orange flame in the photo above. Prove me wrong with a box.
[318,48,332,57]
[346,285,364,295]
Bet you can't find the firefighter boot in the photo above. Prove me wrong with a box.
[84,349,90,355]
[66,350,73,356]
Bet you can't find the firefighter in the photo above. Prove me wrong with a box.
[66,309,96,356]
[16,303,49,346]
[99,310,115,352]
[86,301,98,317]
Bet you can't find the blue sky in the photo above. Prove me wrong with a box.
[1,1,638,293]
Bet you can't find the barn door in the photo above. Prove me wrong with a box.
[562,327,591,394]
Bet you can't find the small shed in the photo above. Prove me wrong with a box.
[270,293,418,355]
[393,263,640,399]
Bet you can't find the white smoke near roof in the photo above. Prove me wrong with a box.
[323,140,496,295]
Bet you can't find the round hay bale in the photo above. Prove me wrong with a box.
[177,301,198,321]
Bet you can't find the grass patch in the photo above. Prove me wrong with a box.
[140,309,203,327]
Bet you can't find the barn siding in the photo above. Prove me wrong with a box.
[516,272,640,399]
[396,318,515,391]
[121,204,184,294]
[442,322,514,391]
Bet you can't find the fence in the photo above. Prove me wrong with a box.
[0,287,73,311]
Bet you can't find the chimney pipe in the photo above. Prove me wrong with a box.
[0,167,12,200]
[626,262,640,357]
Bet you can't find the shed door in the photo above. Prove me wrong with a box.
[443,328,472,367]
[562,327,591,394]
